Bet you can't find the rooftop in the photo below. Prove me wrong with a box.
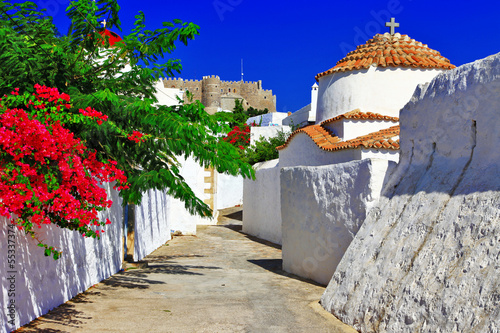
[277,111,400,152]
[316,33,455,80]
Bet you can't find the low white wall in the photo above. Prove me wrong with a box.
[279,133,361,168]
[321,52,500,332]
[242,159,282,245]
[281,159,394,285]
[133,188,171,261]
[250,126,290,146]
[216,173,243,210]
[0,183,123,333]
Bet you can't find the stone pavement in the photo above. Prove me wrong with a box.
[17,208,356,333]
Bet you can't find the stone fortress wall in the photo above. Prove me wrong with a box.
[163,76,276,114]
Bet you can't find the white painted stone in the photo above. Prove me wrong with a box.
[279,133,361,168]
[0,183,123,333]
[242,159,282,245]
[321,53,500,332]
[316,67,444,123]
[281,159,395,285]
[216,173,243,210]
[133,188,171,261]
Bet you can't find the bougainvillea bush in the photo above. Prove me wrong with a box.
[223,124,251,150]
[0,85,130,259]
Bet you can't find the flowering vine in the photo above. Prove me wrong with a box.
[223,124,252,150]
[0,85,130,259]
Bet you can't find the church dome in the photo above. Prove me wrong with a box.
[316,33,455,80]
[315,32,455,122]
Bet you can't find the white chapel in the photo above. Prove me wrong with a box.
[278,30,455,168]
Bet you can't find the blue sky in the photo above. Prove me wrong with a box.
[37,0,500,112]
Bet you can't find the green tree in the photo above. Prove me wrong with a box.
[241,129,291,165]
[0,0,253,217]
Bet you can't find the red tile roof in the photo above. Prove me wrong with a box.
[277,121,400,152]
[316,33,455,80]
[320,109,399,125]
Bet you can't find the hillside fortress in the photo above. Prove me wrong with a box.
[163,76,277,114]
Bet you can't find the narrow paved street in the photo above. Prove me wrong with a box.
[18,208,355,333]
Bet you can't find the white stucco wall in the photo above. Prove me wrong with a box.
[250,126,291,146]
[0,183,123,333]
[242,159,282,245]
[154,81,183,106]
[133,188,171,261]
[321,53,500,332]
[279,133,361,168]
[282,104,311,128]
[167,156,210,234]
[216,173,243,209]
[316,66,444,123]
[281,159,395,285]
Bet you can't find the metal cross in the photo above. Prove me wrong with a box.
[101,19,107,28]
[385,17,400,35]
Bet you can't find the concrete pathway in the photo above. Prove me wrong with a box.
[18,208,356,333]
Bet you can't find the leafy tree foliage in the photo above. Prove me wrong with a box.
[0,0,253,217]
[227,99,268,127]
[240,129,290,165]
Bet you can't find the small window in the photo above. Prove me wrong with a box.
[234,89,237,93]
[228,89,231,92]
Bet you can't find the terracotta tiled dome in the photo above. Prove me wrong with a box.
[316,33,455,80]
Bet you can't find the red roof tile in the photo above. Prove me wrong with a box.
[320,109,399,125]
[316,33,455,80]
[277,122,400,152]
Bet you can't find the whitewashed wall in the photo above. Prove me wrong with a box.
[250,126,290,146]
[133,188,171,261]
[316,67,444,122]
[281,159,394,285]
[282,104,311,127]
[154,80,183,106]
[242,159,282,245]
[321,53,500,332]
[216,173,243,210]
[279,133,361,168]
[167,156,210,234]
[0,183,123,333]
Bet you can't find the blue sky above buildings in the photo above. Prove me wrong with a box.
[36,0,500,112]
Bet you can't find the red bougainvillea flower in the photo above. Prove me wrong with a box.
[0,85,129,259]
[127,130,145,143]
